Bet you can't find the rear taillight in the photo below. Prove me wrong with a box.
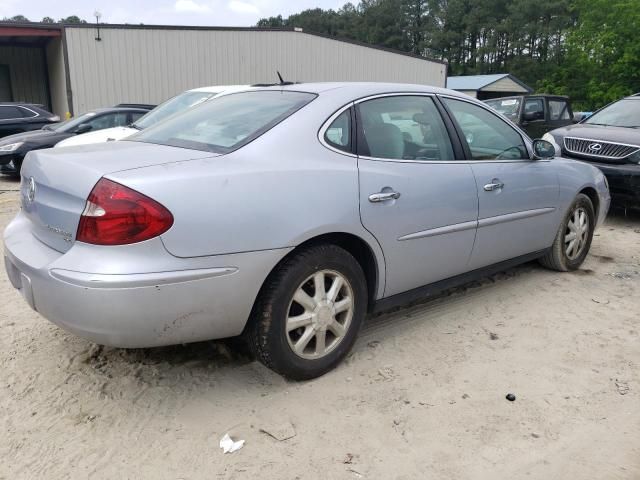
[77,178,173,245]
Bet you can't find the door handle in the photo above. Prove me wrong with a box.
[368,190,401,203]
[484,180,504,192]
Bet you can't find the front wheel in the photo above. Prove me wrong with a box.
[540,193,595,271]
[247,244,367,380]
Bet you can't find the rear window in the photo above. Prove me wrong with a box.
[134,90,217,129]
[132,91,316,153]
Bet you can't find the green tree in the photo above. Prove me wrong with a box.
[3,14,30,22]
[59,15,87,24]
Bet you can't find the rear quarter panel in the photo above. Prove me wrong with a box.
[109,100,387,298]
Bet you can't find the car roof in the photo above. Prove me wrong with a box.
[244,82,470,99]
[485,94,569,101]
[187,84,251,93]
[89,107,153,114]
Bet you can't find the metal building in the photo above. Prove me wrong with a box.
[447,74,533,100]
[0,23,446,116]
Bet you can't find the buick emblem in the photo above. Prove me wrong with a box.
[588,143,603,151]
[27,177,36,204]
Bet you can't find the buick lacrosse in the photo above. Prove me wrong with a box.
[4,83,610,379]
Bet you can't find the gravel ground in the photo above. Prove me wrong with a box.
[1,175,639,479]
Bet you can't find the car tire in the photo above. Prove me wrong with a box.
[247,244,367,380]
[539,193,595,271]
[12,159,22,176]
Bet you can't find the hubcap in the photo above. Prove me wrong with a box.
[564,207,589,261]
[286,269,354,360]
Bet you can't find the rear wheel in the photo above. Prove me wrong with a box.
[540,193,595,271]
[247,244,367,380]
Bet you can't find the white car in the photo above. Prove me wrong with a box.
[55,85,250,148]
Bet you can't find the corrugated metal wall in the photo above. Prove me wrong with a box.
[64,27,446,113]
[45,38,68,117]
[0,45,49,107]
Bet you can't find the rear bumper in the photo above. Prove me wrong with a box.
[584,161,640,206]
[4,211,290,347]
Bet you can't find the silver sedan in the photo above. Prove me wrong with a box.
[4,83,610,379]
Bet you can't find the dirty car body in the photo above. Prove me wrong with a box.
[4,83,609,378]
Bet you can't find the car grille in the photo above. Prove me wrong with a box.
[564,137,639,160]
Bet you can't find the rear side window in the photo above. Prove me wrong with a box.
[18,106,37,118]
[0,106,25,120]
[133,91,316,153]
[357,95,454,161]
[548,100,571,120]
[324,109,351,152]
[443,98,528,160]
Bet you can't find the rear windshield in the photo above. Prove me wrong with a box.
[584,99,640,128]
[134,90,218,129]
[485,98,521,121]
[131,90,316,153]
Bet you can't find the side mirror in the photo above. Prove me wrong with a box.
[74,123,92,134]
[532,139,556,159]
[523,111,542,122]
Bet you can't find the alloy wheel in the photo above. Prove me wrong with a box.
[285,269,354,360]
[564,207,589,260]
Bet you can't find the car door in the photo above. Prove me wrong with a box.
[441,96,559,270]
[355,94,479,297]
[521,97,547,138]
[546,98,574,131]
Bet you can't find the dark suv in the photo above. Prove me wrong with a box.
[484,95,574,138]
[544,93,640,207]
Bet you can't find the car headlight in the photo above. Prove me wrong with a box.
[628,149,640,164]
[0,142,24,153]
[542,133,561,153]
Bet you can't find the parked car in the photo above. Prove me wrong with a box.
[573,111,593,122]
[55,85,250,148]
[0,106,151,175]
[543,93,640,207]
[4,83,610,379]
[485,95,575,138]
[0,102,60,138]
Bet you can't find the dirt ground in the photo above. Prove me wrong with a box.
[1,174,639,480]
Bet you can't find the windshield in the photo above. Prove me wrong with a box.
[584,99,640,128]
[132,90,316,153]
[134,91,218,129]
[485,98,521,121]
[50,112,101,132]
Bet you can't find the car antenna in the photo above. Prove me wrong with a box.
[276,71,295,86]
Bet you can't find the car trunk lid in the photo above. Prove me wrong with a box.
[20,141,217,253]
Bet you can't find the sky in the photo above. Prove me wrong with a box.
[0,0,348,26]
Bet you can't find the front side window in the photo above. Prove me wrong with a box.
[524,98,545,120]
[584,99,640,128]
[548,100,571,120]
[324,109,351,152]
[357,95,454,161]
[443,98,528,160]
[84,112,129,130]
[132,90,316,153]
